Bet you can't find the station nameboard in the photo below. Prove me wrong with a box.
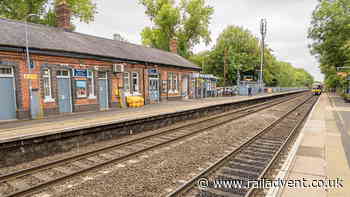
[73,69,88,77]
[148,68,158,75]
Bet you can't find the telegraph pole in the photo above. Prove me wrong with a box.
[224,47,228,87]
[260,18,267,91]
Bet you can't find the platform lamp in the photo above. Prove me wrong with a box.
[25,13,40,118]
[259,18,267,91]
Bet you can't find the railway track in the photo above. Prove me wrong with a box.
[0,92,309,197]
[167,95,317,197]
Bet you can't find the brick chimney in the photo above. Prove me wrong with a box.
[169,39,178,54]
[56,0,72,31]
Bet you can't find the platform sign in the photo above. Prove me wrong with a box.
[148,68,158,75]
[73,69,88,77]
[24,74,38,80]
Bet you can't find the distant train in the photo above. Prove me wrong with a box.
[311,83,323,96]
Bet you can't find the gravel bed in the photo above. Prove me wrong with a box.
[0,95,307,197]
[37,97,305,197]
[0,183,12,196]
[0,95,303,176]
[0,113,214,175]
[23,175,42,186]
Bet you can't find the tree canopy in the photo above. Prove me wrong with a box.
[190,25,314,87]
[308,0,350,89]
[139,0,214,57]
[0,0,97,26]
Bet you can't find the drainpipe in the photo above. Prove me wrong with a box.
[143,65,146,105]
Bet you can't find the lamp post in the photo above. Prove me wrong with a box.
[25,14,40,118]
[260,18,267,92]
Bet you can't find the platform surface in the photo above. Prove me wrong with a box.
[0,91,298,144]
[279,93,350,197]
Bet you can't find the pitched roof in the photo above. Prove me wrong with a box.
[0,18,200,70]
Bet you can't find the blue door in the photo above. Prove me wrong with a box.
[58,78,72,113]
[149,78,159,103]
[181,76,189,98]
[99,79,108,110]
[0,77,16,120]
[30,90,41,119]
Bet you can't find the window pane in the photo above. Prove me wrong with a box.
[57,70,69,77]
[124,73,130,92]
[98,71,107,78]
[0,67,12,75]
[88,71,95,96]
[44,77,50,97]
[132,72,139,92]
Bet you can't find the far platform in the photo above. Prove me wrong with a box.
[275,93,350,197]
[0,91,302,144]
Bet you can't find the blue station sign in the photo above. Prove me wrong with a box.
[148,68,159,75]
[73,69,88,77]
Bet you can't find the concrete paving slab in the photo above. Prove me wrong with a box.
[290,156,326,177]
[279,94,350,197]
[300,133,324,148]
[280,173,327,197]
[0,91,301,143]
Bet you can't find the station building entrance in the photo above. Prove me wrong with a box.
[148,69,160,103]
[57,70,73,113]
[0,67,16,120]
[98,71,109,110]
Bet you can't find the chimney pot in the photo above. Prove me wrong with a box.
[170,39,178,54]
[56,0,72,31]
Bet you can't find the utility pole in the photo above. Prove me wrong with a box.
[224,47,228,87]
[237,64,240,86]
[25,14,40,119]
[260,18,267,91]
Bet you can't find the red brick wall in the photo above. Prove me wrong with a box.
[0,50,199,119]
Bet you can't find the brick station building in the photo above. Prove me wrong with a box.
[0,2,201,121]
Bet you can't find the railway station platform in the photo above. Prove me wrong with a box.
[0,91,302,144]
[274,93,350,197]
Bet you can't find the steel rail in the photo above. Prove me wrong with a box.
[243,95,318,197]
[1,93,307,197]
[0,93,302,183]
[166,95,315,197]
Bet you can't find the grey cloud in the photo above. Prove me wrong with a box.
[74,0,324,81]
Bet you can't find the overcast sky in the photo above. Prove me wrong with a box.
[74,0,324,81]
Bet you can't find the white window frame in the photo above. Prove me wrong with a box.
[168,72,173,93]
[0,67,14,77]
[56,70,70,78]
[132,72,139,94]
[174,73,178,93]
[88,70,96,99]
[123,72,130,93]
[43,69,55,102]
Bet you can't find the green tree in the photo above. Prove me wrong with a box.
[198,25,262,86]
[308,0,350,88]
[0,0,97,26]
[191,25,314,87]
[139,0,214,57]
